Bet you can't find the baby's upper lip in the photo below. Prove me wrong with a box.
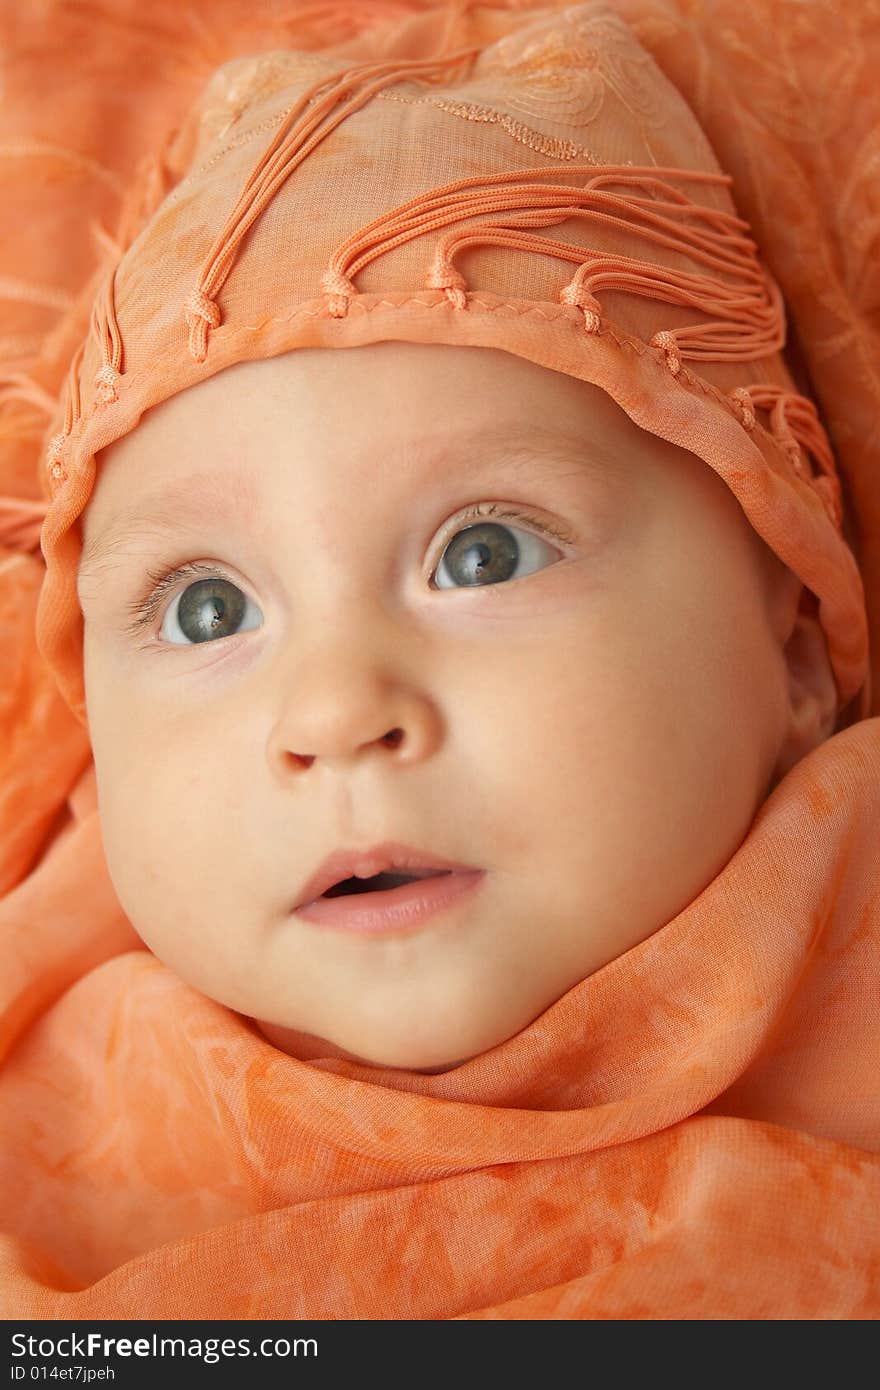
[294,841,481,909]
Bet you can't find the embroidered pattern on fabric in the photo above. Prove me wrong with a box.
[166,107,300,201]
[477,7,669,128]
[195,51,343,150]
[198,55,307,144]
[376,91,610,164]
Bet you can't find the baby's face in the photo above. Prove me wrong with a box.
[78,342,798,1073]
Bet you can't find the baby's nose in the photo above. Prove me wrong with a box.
[265,638,442,773]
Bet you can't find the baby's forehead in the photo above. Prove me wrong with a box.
[95,342,660,485]
[82,341,747,573]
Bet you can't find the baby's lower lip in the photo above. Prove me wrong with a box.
[293,870,486,936]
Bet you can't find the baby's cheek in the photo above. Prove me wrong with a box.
[91,718,189,927]
[99,792,219,990]
[97,771,165,923]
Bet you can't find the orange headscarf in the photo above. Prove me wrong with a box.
[1,0,878,1318]
[27,2,874,726]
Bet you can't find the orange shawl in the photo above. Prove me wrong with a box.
[1,0,879,1319]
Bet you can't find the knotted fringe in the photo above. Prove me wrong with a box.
[729,383,843,529]
[43,43,846,543]
[182,46,482,363]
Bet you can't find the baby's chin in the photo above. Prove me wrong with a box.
[249,1016,472,1073]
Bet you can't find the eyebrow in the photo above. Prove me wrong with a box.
[77,419,620,581]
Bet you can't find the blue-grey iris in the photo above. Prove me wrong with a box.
[440,522,519,586]
[176,578,246,643]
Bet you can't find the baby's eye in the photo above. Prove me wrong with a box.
[160,575,263,646]
[129,507,571,645]
[431,514,564,590]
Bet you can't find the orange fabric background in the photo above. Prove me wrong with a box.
[1,0,879,1319]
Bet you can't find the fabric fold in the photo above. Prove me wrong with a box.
[1,720,878,1316]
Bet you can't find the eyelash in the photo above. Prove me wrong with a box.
[121,503,577,641]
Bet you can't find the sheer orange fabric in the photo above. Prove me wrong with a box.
[1,0,879,1319]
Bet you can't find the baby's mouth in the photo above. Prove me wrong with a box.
[293,843,484,921]
[322,870,450,898]
[294,864,486,936]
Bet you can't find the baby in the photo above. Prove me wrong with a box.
[5,0,877,1322]
[75,338,833,1075]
